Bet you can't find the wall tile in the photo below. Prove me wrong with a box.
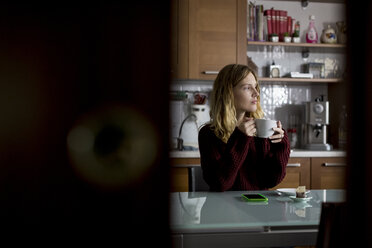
[170,82,327,148]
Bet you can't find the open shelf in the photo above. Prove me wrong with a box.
[258,77,343,83]
[248,41,346,49]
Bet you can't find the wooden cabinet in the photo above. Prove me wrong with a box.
[170,156,346,191]
[271,158,311,190]
[170,167,189,192]
[171,0,247,80]
[171,0,189,79]
[311,157,347,189]
[170,158,201,192]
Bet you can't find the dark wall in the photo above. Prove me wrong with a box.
[344,0,372,247]
[0,2,170,244]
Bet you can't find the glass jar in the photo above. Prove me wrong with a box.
[287,128,297,149]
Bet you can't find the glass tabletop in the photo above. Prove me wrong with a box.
[170,189,346,233]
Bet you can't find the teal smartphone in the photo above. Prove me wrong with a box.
[241,193,268,202]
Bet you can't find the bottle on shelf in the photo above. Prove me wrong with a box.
[306,15,318,43]
[338,105,347,150]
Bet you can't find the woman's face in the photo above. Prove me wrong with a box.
[233,72,259,115]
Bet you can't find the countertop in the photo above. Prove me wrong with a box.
[170,149,347,158]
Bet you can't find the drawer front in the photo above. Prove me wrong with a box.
[311,157,347,189]
[271,158,311,190]
[170,158,201,192]
[170,167,189,192]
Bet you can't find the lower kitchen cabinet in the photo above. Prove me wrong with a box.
[170,156,346,191]
[271,158,311,190]
[170,158,200,192]
[170,167,189,192]
[311,157,347,189]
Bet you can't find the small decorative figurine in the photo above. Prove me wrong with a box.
[321,25,337,44]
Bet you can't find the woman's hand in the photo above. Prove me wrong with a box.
[269,120,285,143]
[237,117,256,137]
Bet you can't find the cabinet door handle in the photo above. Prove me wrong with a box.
[203,71,219,75]
[174,164,201,168]
[287,163,301,167]
[322,163,347,167]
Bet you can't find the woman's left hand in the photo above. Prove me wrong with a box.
[269,121,285,143]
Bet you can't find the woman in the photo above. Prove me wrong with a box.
[198,64,290,191]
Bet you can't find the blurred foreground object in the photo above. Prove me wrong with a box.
[0,2,170,245]
[67,105,159,189]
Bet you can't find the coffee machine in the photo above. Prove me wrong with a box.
[304,100,333,150]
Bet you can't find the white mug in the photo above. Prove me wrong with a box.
[255,119,277,138]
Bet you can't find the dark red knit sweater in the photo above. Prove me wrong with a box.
[198,124,290,191]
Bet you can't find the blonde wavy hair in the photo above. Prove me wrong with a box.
[210,64,264,143]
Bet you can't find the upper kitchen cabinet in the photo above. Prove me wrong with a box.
[171,0,247,80]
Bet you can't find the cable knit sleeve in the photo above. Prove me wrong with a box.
[255,131,291,189]
[198,125,254,191]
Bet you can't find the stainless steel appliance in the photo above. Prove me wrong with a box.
[304,101,333,150]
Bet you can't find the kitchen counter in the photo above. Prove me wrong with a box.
[170,149,346,158]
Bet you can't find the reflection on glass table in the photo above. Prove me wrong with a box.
[170,190,346,248]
